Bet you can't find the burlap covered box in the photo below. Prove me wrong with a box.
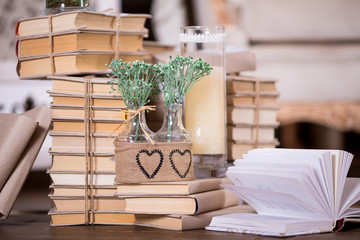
[114,141,194,183]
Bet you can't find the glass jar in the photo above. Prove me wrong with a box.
[117,107,155,143]
[180,26,227,178]
[42,0,92,15]
[155,104,191,143]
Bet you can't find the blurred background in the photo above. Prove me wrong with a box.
[0,0,359,210]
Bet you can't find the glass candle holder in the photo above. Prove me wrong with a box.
[42,0,92,15]
[180,26,227,178]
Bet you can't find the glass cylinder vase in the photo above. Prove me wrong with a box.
[117,107,155,143]
[42,0,92,15]
[180,26,227,178]
[155,104,191,143]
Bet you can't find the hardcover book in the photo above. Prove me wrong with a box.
[207,148,360,237]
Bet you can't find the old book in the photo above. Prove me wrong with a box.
[135,204,255,230]
[50,184,116,197]
[0,111,38,190]
[47,170,115,186]
[50,132,116,153]
[52,121,122,134]
[50,93,125,108]
[16,11,151,37]
[227,123,279,142]
[227,106,279,125]
[226,75,278,93]
[50,155,115,172]
[50,195,125,211]
[153,50,256,74]
[123,189,239,215]
[207,149,360,237]
[0,106,52,218]
[50,76,120,96]
[227,92,279,106]
[51,106,126,120]
[143,40,176,63]
[227,140,279,160]
[115,178,230,196]
[49,208,135,226]
[17,30,147,58]
[18,50,146,79]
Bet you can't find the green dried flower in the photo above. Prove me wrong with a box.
[107,59,162,108]
[158,55,212,108]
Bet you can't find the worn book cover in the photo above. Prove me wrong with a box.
[0,106,52,218]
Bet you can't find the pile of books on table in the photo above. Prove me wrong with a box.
[226,75,280,162]
[47,75,129,226]
[112,178,253,230]
[16,11,151,79]
[15,10,151,225]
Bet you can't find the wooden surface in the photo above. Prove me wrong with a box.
[0,212,359,240]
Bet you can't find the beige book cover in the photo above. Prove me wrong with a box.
[0,112,38,190]
[135,204,255,230]
[123,189,240,215]
[0,106,52,218]
[115,178,231,196]
[227,105,279,125]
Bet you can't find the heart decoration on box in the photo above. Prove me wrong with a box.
[136,149,164,179]
[169,149,192,178]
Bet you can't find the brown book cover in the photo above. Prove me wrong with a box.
[0,106,52,218]
[17,50,147,79]
[48,208,135,226]
[0,112,38,190]
[17,29,148,58]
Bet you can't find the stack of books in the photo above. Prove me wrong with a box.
[46,75,130,225]
[14,10,151,225]
[46,76,138,225]
[113,178,253,230]
[226,75,280,161]
[16,11,151,79]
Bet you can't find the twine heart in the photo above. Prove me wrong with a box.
[136,149,164,179]
[169,149,192,178]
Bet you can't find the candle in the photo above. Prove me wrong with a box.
[185,66,226,155]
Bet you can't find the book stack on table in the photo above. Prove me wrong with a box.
[47,76,132,226]
[113,178,253,230]
[16,11,151,79]
[14,10,151,225]
[226,75,280,161]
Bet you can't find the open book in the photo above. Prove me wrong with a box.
[206,148,360,237]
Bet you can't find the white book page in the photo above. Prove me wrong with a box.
[226,169,330,215]
[341,208,360,218]
[338,178,360,218]
[243,149,335,215]
[332,150,353,216]
[224,184,331,220]
[228,161,332,214]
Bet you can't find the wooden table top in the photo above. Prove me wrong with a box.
[1,212,360,240]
